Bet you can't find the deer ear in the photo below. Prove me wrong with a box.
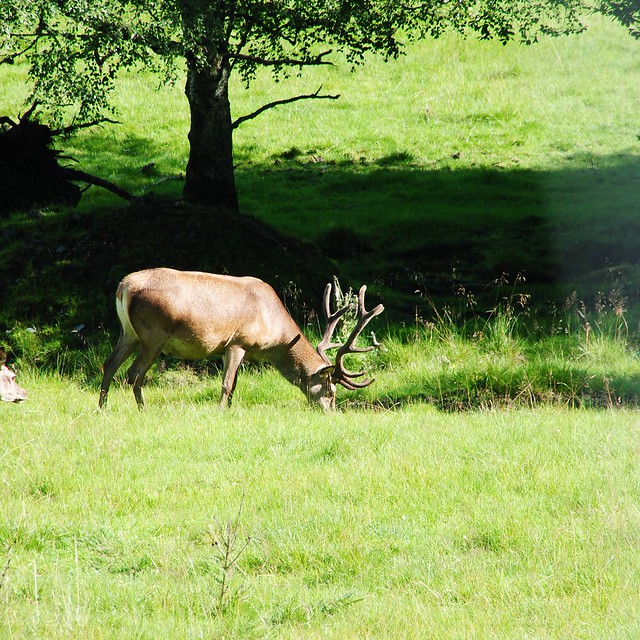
[318,365,334,379]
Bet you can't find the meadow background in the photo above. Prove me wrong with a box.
[1,15,640,639]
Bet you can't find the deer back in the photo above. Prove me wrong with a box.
[119,268,305,359]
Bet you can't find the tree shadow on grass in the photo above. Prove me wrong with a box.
[1,148,639,346]
[348,367,640,411]
[238,151,640,320]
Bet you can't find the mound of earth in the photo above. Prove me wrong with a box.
[0,195,338,333]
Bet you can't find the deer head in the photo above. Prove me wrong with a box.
[0,348,27,403]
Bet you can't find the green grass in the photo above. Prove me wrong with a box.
[230,18,640,310]
[3,16,638,315]
[6,291,639,411]
[2,375,640,638]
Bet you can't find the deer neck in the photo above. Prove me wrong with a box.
[269,333,326,391]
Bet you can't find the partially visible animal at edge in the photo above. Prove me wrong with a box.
[0,348,27,403]
[99,268,384,410]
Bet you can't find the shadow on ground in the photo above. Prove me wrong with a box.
[1,152,639,337]
[238,151,640,319]
[354,367,640,411]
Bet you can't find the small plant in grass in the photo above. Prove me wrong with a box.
[207,494,252,616]
[563,289,634,355]
[270,593,362,627]
[313,276,383,373]
[323,277,357,342]
[476,273,531,361]
[413,271,531,349]
[0,545,11,592]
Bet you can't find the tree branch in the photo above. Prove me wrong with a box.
[51,117,120,137]
[62,168,134,201]
[19,103,39,125]
[227,49,334,67]
[1,19,47,65]
[0,116,18,129]
[1,39,38,65]
[232,86,340,129]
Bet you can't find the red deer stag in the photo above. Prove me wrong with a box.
[0,348,27,403]
[99,268,384,410]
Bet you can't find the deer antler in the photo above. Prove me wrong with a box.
[317,282,384,389]
[316,282,353,365]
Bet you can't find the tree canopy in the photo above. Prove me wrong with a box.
[594,0,640,37]
[1,0,637,211]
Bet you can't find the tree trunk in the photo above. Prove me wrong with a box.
[183,57,239,212]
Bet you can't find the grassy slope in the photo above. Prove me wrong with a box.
[232,19,640,312]
[1,18,638,328]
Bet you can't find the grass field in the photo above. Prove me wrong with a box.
[2,13,640,640]
[2,376,640,639]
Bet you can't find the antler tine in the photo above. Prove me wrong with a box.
[316,282,354,364]
[333,285,384,389]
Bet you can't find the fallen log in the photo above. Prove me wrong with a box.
[0,108,132,215]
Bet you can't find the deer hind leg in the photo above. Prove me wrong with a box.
[126,343,163,409]
[99,331,139,408]
[220,345,246,408]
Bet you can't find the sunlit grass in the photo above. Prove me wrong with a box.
[230,17,639,172]
[2,374,640,638]
[4,16,637,202]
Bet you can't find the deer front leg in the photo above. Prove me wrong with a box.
[220,345,246,408]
